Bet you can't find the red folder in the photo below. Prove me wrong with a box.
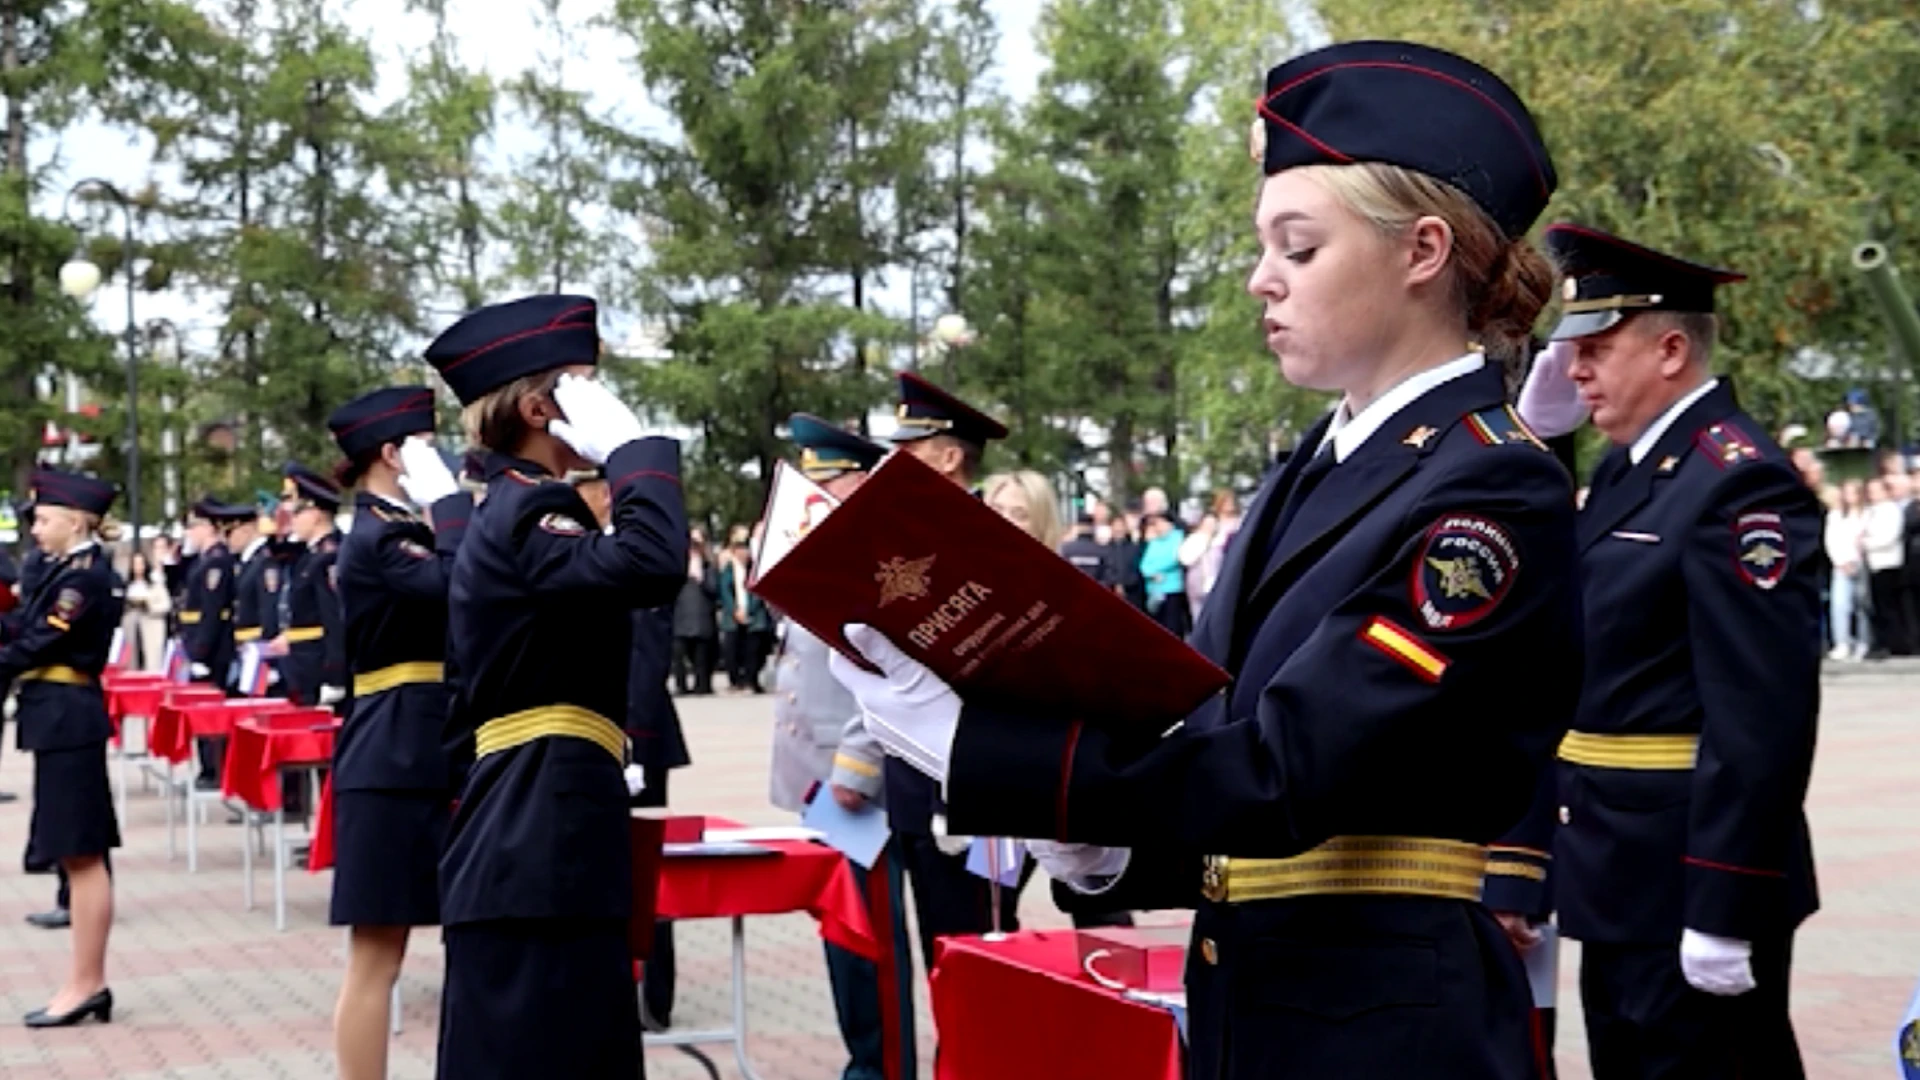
[748,451,1228,732]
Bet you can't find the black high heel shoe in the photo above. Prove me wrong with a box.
[23,988,112,1028]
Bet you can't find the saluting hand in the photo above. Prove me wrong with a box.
[547,374,647,465]
[397,438,460,506]
[1515,339,1589,438]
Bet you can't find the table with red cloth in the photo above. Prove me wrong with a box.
[931,930,1186,1080]
[102,670,169,744]
[222,712,337,929]
[151,695,288,765]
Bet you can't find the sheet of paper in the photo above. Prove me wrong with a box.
[1524,922,1559,1008]
[704,825,825,844]
[964,836,1027,886]
[661,842,780,858]
[751,460,839,582]
[802,788,890,869]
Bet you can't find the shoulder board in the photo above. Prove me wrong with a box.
[320,537,339,554]
[1695,420,1761,470]
[71,552,93,570]
[370,505,404,523]
[1463,405,1549,451]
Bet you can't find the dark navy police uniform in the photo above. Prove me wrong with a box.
[429,295,688,1080]
[277,464,346,710]
[326,387,475,928]
[178,527,235,690]
[0,471,125,871]
[230,525,288,693]
[1517,226,1821,1080]
[939,44,1579,1080]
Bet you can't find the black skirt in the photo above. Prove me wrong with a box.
[329,789,449,927]
[437,918,642,1079]
[25,743,120,869]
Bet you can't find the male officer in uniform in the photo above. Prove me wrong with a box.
[230,503,286,695]
[179,498,238,790]
[1060,512,1118,593]
[769,412,907,1080]
[274,465,347,712]
[1510,224,1822,1079]
[880,373,1024,959]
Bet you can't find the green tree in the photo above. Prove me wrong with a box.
[1310,0,1920,448]
[602,0,923,528]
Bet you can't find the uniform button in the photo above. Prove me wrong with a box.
[1558,805,1571,825]
[1199,938,1218,965]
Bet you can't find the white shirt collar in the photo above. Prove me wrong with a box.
[1629,377,1719,465]
[68,539,99,557]
[241,535,268,560]
[1315,353,1486,463]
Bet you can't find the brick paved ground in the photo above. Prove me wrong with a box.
[0,663,1913,1078]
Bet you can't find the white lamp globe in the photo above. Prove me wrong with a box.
[59,259,101,298]
[932,313,973,346]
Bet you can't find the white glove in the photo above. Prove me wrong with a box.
[1679,928,1756,996]
[189,662,210,679]
[397,438,460,506]
[547,374,646,466]
[624,764,647,797]
[1028,841,1130,895]
[827,623,960,784]
[1516,339,1590,438]
[318,685,346,706]
[266,667,281,687]
[931,814,972,857]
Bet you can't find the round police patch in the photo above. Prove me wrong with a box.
[1411,514,1521,631]
[1734,511,1788,590]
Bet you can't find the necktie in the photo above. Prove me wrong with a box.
[1262,446,1338,569]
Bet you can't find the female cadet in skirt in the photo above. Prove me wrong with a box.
[0,469,124,1027]
[323,387,474,1080]
[427,294,687,1079]
[833,42,1584,1080]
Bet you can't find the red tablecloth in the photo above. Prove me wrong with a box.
[655,820,878,961]
[151,697,289,764]
[930,931,1184,1080]
[221,713,337,810]
[102,673,170,744]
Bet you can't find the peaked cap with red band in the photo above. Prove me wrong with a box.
[1255,41,1557,238]
[29,468,117,517]
[1544,224,1746,341]
[327,386,437,463]
[425,294,600,405]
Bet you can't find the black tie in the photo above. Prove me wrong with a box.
[1262,447,1337,568]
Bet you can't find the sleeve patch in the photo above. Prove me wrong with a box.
[1359,616,1450,683]
[398,539,433,559]
[1734,511,1788,590]
[54,587,84,620]
[205,567,223,589]
[264,567,279,592]
[1411,514,1520,630]
[539,513,587,536]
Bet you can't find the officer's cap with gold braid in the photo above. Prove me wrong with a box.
[189,496,256,525]
[787,412,885,481]
[889,372,1008,448]
[281,462,343,513]
[1252,41,1556,239]
[327,386,437,464]
[29,468,116,517]
[1545,224,1746,342]
[425,294,599,406]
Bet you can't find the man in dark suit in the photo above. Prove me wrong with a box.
[1502,225,1823,1080]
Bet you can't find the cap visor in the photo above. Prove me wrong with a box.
[1549,310,1625,341]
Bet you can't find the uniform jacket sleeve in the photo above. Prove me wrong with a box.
[0,569,102,687]
[510,439,688,604]
[1482,764,1557,918]
[946,447,1581,858]
[830,712,887,800]
[1681,461,1822,940]
[430,492,475,552]
[373,522,457,600]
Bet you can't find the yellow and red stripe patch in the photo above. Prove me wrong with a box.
[1359,616,1449,683]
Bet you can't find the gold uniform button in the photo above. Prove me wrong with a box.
[1200,938,1218,965]
[1558,805,1571,825]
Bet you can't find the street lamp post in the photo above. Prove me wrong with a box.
[58,179,141,554]
[146,319,182,526]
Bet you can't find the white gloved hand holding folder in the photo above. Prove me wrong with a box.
[828,623,959,784]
